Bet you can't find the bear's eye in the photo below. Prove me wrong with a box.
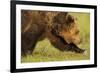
[75,30,79,35]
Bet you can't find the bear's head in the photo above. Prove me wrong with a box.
[52,12,81,45]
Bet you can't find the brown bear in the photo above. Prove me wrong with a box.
[21,10,85,56]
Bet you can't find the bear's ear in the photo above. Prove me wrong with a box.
[66,15,75,24]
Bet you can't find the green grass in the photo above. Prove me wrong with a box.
[21,12,90,63]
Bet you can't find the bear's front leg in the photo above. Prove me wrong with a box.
[49,34,85,53]
[66,43,85,53]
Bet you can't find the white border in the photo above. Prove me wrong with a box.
[16,4,94,69]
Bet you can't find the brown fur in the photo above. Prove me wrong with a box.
[21,10,85,56]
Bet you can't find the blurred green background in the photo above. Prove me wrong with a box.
[21,12,90,63]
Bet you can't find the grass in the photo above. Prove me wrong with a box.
[21,12,90,63]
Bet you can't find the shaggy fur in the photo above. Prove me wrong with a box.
[21,10,85,56]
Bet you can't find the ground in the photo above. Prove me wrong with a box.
[21,12,90,63]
